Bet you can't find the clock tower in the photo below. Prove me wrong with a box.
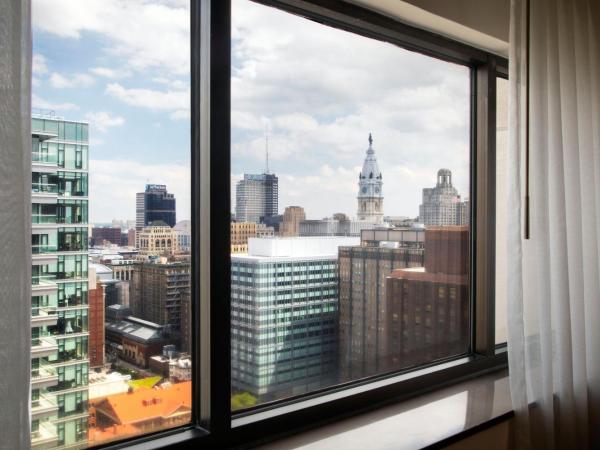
[357,133,383,222]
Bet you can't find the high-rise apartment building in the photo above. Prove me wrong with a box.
[418,169,469,226]
[338,228,425,381]
[235,173,278,223]
[231,236,359,402]
[135,184,176,231]
[357,134,384,223]
[129,260,191,350]
[31,115,90,449]
[385,227,470,368]
[280,206,305,236]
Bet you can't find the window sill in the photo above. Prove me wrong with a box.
[252,368,512,450]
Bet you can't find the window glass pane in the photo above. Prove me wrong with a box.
[31,1,192,447]
[231,0,471,410]
[495,77,509,344]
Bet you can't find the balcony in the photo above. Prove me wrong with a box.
[32,152,58,174]
[31,421,58,450]
[31,245,58,255]
[31,394,59,420]
[31,309,58,328]
[31,365,59,390]
[32,214,57,225]
[31,336,58,358]
[31,275,58,296]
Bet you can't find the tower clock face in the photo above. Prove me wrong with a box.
[375,187,380,193]
[361,187,367,194]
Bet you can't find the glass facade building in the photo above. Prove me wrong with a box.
[231,237,358,405]
[135,184,176,229]
[31,115,90,449]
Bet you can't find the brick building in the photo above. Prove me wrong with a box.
[385,226,470,370]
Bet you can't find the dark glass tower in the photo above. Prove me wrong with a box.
[136,184,176,229]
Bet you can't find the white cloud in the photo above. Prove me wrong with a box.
[89,158,190,223]
[32,94,78,112]
[32,54,48,75]
[32,0,190,76]
[90,67,127,79]
[50,72,95,89]
[229,0,471,218]
[106,82,189,112]
[84,111,125,133]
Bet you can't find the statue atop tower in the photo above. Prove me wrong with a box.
[357,133,384,222]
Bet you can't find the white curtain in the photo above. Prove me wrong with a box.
[507,0,600,448]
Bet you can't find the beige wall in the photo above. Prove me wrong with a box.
[348,0,509,56]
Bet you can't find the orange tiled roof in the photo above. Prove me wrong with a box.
[94,381,191,425]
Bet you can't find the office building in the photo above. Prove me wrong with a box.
[357,134,384,223]
[231,236,359,402]
[135,184,176,232]
[386,227,470,368]
[230,222,274,253]
[299,218,378,236]
[129,260,191,351]
[280,206,306,236]
[174,220,191,253]
[88,267,105,369]
[235,173,278,223]
[338,228,425,381]
[31,115,90,449]
[418,169,469,226]
[137,224,179,257]
[91,227,122,246]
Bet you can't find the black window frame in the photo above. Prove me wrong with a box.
[91,1,508,449]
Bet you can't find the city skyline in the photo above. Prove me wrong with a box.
[32,0,469,223]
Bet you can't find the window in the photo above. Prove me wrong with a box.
[31,1,192,448]
[26,0,507,448]
[495,76,509,344]
[230,0,473,411]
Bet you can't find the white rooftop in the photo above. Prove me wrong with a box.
[236,236,360,259]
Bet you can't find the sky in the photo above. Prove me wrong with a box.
[32,0,470,224]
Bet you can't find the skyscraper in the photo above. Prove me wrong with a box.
[357,133,384,223]
[418,169,469,226]
[135,184,176,231]
[280,206,306,236]
[31,115,90,449]
[235,173,279,223]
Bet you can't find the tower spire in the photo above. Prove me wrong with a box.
[265,132,270,174]
[368,132,373,147]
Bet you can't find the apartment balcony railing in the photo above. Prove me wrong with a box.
[57,295,86,308]
[31,274,57,286]
[31,365,59,390]
[31,420,58,449]
[31,308,58,328]
[31,394,59,421]
[57,242,86,252]
[55,271,87,281]
[56,216,85,225]
[31,336,58,359]
[32,214,57,224]
[32,152,58,164]
[59,190,87,198]
[32,183,58,194]
[32,245,58,255]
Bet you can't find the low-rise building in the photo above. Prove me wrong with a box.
[137,224,179,257]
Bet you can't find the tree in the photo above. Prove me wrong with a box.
[230,392,258,411]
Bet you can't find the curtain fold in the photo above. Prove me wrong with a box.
[508,0,600,448]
